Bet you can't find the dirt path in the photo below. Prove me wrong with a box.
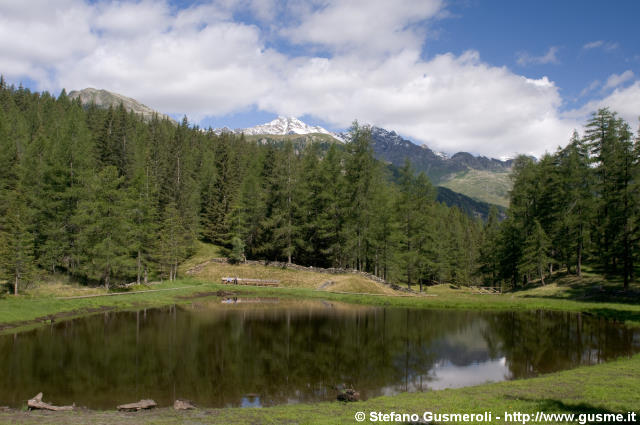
[56,285,199,300]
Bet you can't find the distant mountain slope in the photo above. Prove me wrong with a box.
[436,187,505,221]
[367,127,513,206]
[385,163,504,220]
[439,169,511,208]
[69,88,176,123]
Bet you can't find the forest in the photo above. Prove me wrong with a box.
[0,80,638,293]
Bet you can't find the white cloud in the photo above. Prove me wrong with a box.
[603,70,634,90]
[93,0,172,38]
[282,0,444,55]
[0,0,633,158]
[260,49,576,157]
[583,40,618,51]
[0,0,96,86]
[567,81,640,127]
[516,46,560,66]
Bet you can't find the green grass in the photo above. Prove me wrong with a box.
[179,241,226,273]
[439,169,512,207]
[0,279,209,334]
[189,261,398,294]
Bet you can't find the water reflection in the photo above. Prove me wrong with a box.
[0,302,638,409]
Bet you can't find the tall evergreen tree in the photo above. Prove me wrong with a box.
[518,220,551,285]
[0,187,35,295]
[73,166,133,288]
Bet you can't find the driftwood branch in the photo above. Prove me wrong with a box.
[117,399,157,411]
[27,393,74,411]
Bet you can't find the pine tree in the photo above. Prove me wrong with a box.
[344,122,377,271]
[0,188,35,295]
[261,141,301,263]
[518,220,551,285]
[158,202,189,281]
[73,166,133,288]
[316,144,347,267]
[555,131,592,276]
[396,161,434,290]
[478,206,501,285]
[585,109,636,288]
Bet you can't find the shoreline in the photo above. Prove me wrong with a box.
[2,279,640,336]
[0,352,638,424]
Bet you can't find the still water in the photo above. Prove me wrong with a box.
[1,299,638,409]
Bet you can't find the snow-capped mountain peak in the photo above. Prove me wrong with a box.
[213,116,345,142]
[239,116,333,136]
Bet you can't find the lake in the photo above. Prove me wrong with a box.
[1,299,638,409]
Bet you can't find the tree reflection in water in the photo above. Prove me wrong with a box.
[0,302,638,409]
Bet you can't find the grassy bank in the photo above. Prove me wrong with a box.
[2,270,640,335]
[1,351,638,424]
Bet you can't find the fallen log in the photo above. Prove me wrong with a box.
[173,399,196,410]
[117,399,157,411]
[27,393,74,411]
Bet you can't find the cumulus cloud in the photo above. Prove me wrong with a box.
[0,0,631,158]
[0,0,96,86]
[260,49,576,157]
[282,0,444,55]
[516,46,560,66]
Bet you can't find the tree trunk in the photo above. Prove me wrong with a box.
[14,274,18,295]
[576,223,583,277]
[137,250,142,284]
[577,240,582,277]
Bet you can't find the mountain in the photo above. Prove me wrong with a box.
[435,187,505,221]
[385,164,505,220]
[365,127,513,207]
[218,116,513,206]
[68,88,176,123]
[215,116,346,141]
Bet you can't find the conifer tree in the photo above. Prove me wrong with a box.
[73,166,133,288]
[0,187,35,295]
[478,206,501,285]
[555,131,592,276]
[518,220,551,285]
[344,122,377,271]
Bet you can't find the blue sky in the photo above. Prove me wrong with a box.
[1,0,638,158]
[430,1,639,108]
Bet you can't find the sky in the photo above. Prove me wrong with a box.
[1,0,639,158]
